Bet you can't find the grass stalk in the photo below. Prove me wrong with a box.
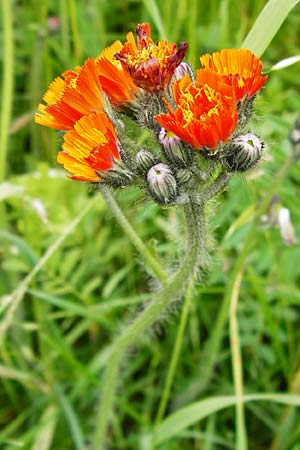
[0,0,14,183]
[99,185,167,283]
[68,0,83,61]
[155,278,195,425]
[229,268,248,450]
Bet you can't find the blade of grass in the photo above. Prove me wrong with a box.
[31,404,58,450]
[151,394,300,445]
[229,269,248,450]
[242,0,300,56]
[99,185,167,283]
[155,279,195,425]
[68,0,83,61]
[142,0,167,39]
[0,0,14,184]
[54,384,85,450]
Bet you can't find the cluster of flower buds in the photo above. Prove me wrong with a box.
[35,23,267,205]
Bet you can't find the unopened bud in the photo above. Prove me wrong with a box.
[135,149,158,175]
[176,168,193,186]
[224,133,263,172]
[99,160,133,188]
[172,62,195,82]
[159,128,193,168]
[147,163,178,204]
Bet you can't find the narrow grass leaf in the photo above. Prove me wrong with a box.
[54,384,85,450]
[142,0,166,39]
[242,0,300,56]
[0,231,38,269]
[102,264,133,299]
[152,394,300,444]
[0,364,48,393]
[31,404,58,450]
[270,55,300,71]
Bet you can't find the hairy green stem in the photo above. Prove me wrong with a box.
[200,171,232,203]
[99,185,167,283]
[92,201,206,449]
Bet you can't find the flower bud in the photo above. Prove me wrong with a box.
[159,127,193,168]
[135,149,158,175]
[147,163,178,204]
[98,160,133,188]
[176,168,193,186]
[224,133,263,172]
[171,62,195,82]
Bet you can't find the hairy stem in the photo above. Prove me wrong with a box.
[99,184,167,283]
[92,201,206,449]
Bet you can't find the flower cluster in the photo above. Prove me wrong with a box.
[35,23,267,203]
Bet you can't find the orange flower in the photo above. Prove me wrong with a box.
[96,40,138,104]
[57,111,120,182]
[35,58,105,130]
[114,23,188,92]
[155,71,238,150]
[200,48,268,101]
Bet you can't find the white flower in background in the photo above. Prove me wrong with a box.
[31,198,48,223]
[278,207,297,246]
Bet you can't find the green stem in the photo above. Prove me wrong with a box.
[92,201,206,449]
[0,0,14,183]
[68,0,83,62]
[155,278,195,425]
[229,269,248,450]
[201,171,232,202]
[99,184,167,283]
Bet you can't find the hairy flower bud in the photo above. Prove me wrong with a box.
[171,61,195,82]
[147,163,178,204]
[135,149,159,175]
[98,160,133,188]
[224,133,263,172]
[176,168,193,186]
[159,128,193,168]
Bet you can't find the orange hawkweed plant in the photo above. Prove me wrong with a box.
[35,23,268,447]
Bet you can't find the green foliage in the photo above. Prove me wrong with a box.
[1,0,300,449]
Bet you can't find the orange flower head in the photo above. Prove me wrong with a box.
[155,71,238,150]
[57,111,120,182]
[95,40,138,105]
[114,23,188,92]
[35,58,105,130]
[200,48,268,101]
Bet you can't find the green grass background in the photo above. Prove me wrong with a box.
[1,0,300,449]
